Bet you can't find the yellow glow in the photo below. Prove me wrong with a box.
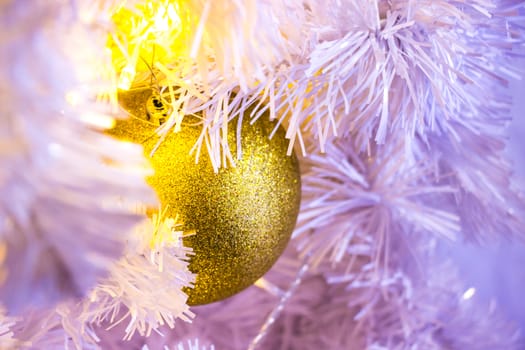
[152,3,182,34]
[109,0,196,90]
[149,212,191,250]
[117,64,137,91]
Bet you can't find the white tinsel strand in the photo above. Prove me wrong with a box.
[289,128,524,346]
[0,0,155,313]
[295,136,460,268]
[145,0,525,169]
[255,236,521,349]
[2,1,523,349]
[263,0,525,153]
[8,215,195,349]
[355,233,523,350]
[106,0,306,170]
[136,248,305,350]
[421,97,525,242]
[80,215,195,343]
[10,308,100,350]
[247,260,310,350]
[110,0,290,91]
[142,338,215,350]
[0,309,17,349]
[94,234,522,350]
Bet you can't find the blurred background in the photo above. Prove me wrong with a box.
[449,55,525,332]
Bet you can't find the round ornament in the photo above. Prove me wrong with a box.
[110,88,301,305]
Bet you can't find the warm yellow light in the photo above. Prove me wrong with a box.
[109,0,195,90]
[151,3,182,35]
[149,212,184,250]
[117,63,137,91]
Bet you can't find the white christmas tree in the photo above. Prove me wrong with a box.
[1,0,524,349]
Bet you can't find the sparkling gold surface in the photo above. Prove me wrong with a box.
[111,88,301,305]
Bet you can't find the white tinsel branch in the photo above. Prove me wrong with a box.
[7,214,195,349]
[0,0,156,313]
[83,214,195,341]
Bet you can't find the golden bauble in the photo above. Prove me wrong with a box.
[111,88,301,305]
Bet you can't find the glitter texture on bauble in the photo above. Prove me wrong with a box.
[110,88,301,305]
